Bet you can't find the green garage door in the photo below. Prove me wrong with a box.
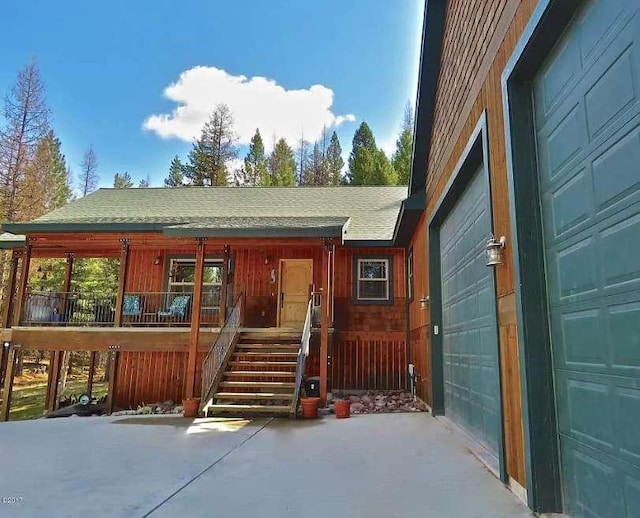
[533,0,640,515]
[440,166,501,464]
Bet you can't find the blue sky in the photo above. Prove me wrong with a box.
[0,0,424,188]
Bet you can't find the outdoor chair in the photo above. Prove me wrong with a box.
[122,295,143,317]
[157,295,191,324]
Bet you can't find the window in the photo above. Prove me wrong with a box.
[407,248,414,301]
[168,258,223,310]
[354,257,393,304]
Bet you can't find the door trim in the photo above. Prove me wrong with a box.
[427,111,507,482]
[277,259,314,327]
[501,0,585,512]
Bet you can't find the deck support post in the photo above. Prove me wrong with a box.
[186,238,206,400]
[2,250,21,329]
[87,351,97,397]
[320,241,331,406]
[45,350,63,412]
[106,349,118,414]
[12,244,31,327]
[1,343,18,421]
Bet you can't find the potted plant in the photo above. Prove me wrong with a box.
[182,397,201,418]
[300,397,321,419]
[334,399,351,419]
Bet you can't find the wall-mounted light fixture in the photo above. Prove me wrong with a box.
[264,255,271,265]
[486,235,506,266]
[154,256,162,265]
[270,268,276,284]
[419,295,430,310]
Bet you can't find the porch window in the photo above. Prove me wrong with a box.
[353,257,393,304]
[168,258,223,310]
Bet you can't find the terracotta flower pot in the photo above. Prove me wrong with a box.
[334,399,351,419]
[182,398,201,418]
[300,397,321,419]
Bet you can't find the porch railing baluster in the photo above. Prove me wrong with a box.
[291,299,313,418]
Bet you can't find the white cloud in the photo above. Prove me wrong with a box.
[143,66,356,149]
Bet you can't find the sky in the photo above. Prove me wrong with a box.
[0,0,425,188]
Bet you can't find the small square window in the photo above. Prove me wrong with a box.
[354,257,392,304]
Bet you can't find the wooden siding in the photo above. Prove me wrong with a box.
[408,0,539,485]
[409,325,431,405]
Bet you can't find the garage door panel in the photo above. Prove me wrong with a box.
[440,166,501,460]
[534,1,640,514]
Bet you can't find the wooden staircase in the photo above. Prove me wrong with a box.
[204,330,302,416]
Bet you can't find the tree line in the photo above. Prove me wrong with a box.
[163,102,414,188]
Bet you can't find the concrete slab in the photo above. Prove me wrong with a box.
[0,413,532,518]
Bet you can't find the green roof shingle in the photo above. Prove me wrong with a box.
[3,186,407,242]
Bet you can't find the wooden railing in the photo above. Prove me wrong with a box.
[291,299,313,418]
[200,293,243,411]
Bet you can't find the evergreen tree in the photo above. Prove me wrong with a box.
[392,129,413,185]
[164,155,184,187]
[349,147,397,185]
[0,59,50,221]
[346,122,376,184]
[237,128,268,186]
[78,145,99,196]
[113,172,133,189]
[138,175,150,188]
[268,138,297,186]
[186,103,237,186]
[326,132,344,185]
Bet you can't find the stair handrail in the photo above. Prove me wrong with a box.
[291,299,313,417]
[201,293,244,411]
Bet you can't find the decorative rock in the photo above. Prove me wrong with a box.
[329,391,426,415]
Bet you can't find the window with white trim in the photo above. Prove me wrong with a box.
[168,258,223,310]
[356,258,390,302]
[407,248,414,301]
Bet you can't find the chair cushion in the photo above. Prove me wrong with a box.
[169,295,190,317]
[122,295,142,315]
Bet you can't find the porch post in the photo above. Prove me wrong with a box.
[1,343,19,421]
[219,245,229,327]
[106,238,129,414]
[86,351,97,397]
[1,250,20,328]
[113,238,130,327]
[186,238,206,399]
[12,244,32,327]
[320,241,330,405]
[59,253,74,324]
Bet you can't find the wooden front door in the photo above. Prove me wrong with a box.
[278,259,313,328]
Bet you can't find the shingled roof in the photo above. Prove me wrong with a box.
[2,186,408,243]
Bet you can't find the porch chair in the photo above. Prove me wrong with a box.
[121,294,143,325]
[157,294,191,324]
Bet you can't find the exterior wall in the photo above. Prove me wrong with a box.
[409,0,540,486]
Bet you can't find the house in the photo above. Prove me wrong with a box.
[0,186,420,418]
[407,0,640,516]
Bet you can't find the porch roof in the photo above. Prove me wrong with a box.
[0,232,25,249]
[2,186,406,243]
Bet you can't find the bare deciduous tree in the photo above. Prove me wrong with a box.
[78,145,99,196]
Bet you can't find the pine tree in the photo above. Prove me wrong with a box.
[138,175,150,188]
[346,122,376,184]
[349,147,397,185]
[164,155,184,187]
[186,103,237,186]
[78,145,99,196]
[268,138,297,186]
[392,102,414,185]
[237,128,268,186]
[113,172,133,188]
[0,59,50,222]
[326,132,344,185]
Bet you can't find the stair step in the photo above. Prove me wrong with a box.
[208,404,292,413]
[225,371,296,377]
[237,343,299,350]
[220,381,296,388]
[233,352,298,358]
[214,392,294,400]
[229,361,297,367]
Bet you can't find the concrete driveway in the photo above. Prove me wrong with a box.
[0,413,532,518]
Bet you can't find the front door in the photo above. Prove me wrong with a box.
[278,259,313,328]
